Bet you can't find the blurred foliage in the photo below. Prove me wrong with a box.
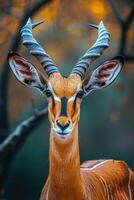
[0,0,134,199]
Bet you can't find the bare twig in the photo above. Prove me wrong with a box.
[108,0,134,61]
[108,0,123,26]
[0,0,51,197]
[0,106,48,195]
[0,107,48,155]
[125,4,134,28]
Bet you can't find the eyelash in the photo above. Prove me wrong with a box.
[76,90,84,99]
[45,89,53,98]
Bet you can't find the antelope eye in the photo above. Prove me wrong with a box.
[76,90,84,99]
[45,89,52,98]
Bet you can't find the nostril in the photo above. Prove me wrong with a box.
[64,121,70,129]
[56,120,70,131]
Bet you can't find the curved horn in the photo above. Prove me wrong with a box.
[21,18,59,77]
[71,21,110,79]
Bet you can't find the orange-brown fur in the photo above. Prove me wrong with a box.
[9,20,133,200]
[40,73,134,200]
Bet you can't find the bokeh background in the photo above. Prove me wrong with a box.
[0,0,134,199]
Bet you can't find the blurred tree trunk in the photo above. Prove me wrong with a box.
[0,107,47,199]
[109,0,134,60]
[0,0,51,136]
[109,0,134,116]
[0,0,51,199]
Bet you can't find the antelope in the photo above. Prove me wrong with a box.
[8,18,134,200]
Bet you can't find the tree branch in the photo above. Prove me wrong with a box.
[109,0,134,61]
[125,4,134,28]
[108,0,123,26]
[0,0,51,197]
[0,107,48,156]
[0,0,52,132]
[0,106,48,194]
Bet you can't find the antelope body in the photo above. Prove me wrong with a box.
[8,18,134,200]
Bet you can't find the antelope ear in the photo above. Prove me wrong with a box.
[83,56,124,96]
[8,52,47,93]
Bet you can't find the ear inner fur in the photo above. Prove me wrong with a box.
[82,57,123,96]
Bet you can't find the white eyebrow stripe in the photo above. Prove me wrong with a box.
[68,84,81,102]
[48,83,61,102]
[53,94,61,102]
[48,83,82,102]
[68,93,77,102]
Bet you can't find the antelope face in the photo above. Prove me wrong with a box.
[8,18,124,140]
[47,73,82,139]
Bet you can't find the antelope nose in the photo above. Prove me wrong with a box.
[56,120,70,131]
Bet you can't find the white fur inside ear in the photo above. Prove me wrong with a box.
[83,59,123,96]
[9,55,46,92]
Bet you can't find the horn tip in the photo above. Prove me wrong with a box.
[27,17,32,24]
[88,23,98,29]
[100,20,104,25]
[32,20,44,29]
[99,21,105,28]
[88,21,106,29]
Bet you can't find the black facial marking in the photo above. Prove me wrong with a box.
[60,97,68,117]
[76,90,84,98]
[45,88,52,98]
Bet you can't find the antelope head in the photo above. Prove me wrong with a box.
[8,18,124,142]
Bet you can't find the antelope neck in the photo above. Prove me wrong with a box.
[48,126,85,199]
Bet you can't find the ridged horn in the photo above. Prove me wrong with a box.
[21,18,60,77]
[71,21,110,79]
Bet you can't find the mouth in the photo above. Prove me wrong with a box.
[53,127,73,139]
[56,131,71,139]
